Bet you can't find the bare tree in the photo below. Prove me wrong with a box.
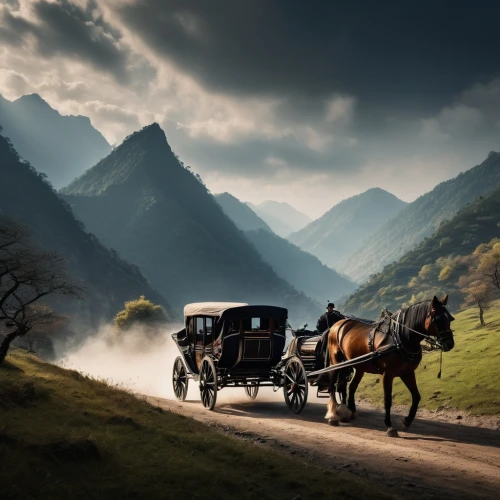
[0,217,85,364]
[458,274,492,326]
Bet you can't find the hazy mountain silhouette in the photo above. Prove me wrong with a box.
[246,228,357,305]
[339,153,500,283]
[62,124,321,325]
[215,193,271,232]
[344,182,500,317]
[0,93,111,188]
[214,193,356,302]
[289,188,406,267]
[247,201,311,237]
[0,129,171,326]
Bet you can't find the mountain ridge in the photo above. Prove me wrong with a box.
[245,228,357,304]
[289,187,407,267]
[339,153,500,282]
[0,129,172,327]
[215,193,272,232]
[62,124,321,325]
[0,93,111,188]
[247,200,312,237]
[343,182,500,317]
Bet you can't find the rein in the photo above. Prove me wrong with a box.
[390,317,443,349]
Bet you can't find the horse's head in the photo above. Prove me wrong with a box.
[425,295,455,351]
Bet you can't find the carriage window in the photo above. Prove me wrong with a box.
[196,317,204,339]
[206,317,213,336]
[247,318,270,331]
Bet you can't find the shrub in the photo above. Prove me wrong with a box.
[114,296,168,332]
[438,266,453,281]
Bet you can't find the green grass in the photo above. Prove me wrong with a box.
[356,300,500,415]
[0,351,390,500]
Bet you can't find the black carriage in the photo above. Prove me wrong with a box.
[171,302,316,413]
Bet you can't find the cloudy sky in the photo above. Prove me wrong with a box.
[1,0,500,217]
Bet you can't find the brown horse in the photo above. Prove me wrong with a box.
[325,295,455,436]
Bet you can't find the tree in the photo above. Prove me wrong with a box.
[0,217,84,364]
[458,274,492,326]
[114,295,168,333]
[477,240,500,291]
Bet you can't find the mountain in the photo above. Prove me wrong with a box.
[214,193,356,303]
[0,93,111,188]
[339,152,500,283]
[245,229,357,305]
[247,201,312,237]
[343,183,500,317]
[288,188,406,267]
[215,193,271,232]
[0,129,171,326]
[61,124,321,325]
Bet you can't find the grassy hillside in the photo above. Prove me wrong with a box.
[339,152,500,282]
[344,183,500,317]
[355,300,500,415]
[0,352,388,500]
[289,188,406,267]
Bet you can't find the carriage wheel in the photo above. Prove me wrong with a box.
[283,356,308,414]
[199,357,218,410]
[244,382,259,400]
[172,356,188,401]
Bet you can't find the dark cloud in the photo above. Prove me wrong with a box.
[162,119,364,180]
[119,0,500,117]
[0,1,136,83]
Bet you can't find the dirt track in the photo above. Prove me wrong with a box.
[148,387,500,500]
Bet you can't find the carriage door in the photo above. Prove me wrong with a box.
[205,317,214,357]
[195,317,214,370]
[195,317,205,370]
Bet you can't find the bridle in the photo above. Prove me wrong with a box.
[390,303,454,351]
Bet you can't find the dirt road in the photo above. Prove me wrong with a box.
[148,386,500,499]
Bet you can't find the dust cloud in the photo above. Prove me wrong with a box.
[57,323,183,399]
[57,324,324,408]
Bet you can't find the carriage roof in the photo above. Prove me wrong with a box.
[183,302,248,318]
[183,302,287,319]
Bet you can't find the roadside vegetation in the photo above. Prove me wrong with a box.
[355,299,500,415]
[0,351,391,500]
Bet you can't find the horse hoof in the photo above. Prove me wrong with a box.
[350,412,357,421]
[339,417,350,423]
[336,404,352,420]
[386,428,399,438]
[401,418,410,431]
[328,419,340,427]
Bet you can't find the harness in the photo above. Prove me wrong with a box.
[307,303,452,378]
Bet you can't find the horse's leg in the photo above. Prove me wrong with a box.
[325,370,340,425]
[400,371,421,430]
[336,369,352,422]
[383,373,398,437]
[347,369,364,419]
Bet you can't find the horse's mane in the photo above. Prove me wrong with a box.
[400,300,430,328]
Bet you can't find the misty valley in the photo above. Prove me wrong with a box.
[2,4,500,497]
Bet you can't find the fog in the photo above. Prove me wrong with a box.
[57,324,327,407]
[57,323,184,399]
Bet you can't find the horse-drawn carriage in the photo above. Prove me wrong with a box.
[172,298,455,433]
[171,302,325,413]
